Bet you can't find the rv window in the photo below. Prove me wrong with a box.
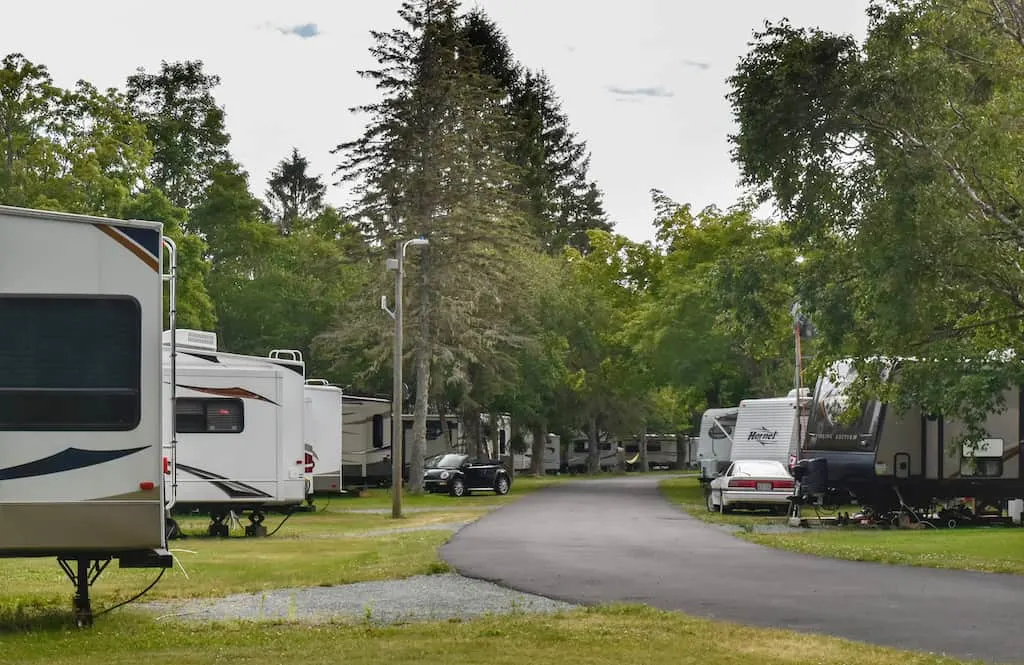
[175,398,244,433]
[0,295,141,431]
[372,414,384,448]
[648,442,662,452]
[960,458,1003,478]
[599,442,611,451]
[573,441,587,453]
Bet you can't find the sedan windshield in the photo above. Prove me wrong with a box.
[425,453,466,469]
[731,460,789,477]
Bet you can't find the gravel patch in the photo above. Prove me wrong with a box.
[140,573,577,625]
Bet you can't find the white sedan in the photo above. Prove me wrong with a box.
[705,459,795,515]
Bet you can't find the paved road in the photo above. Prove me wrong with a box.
[441,475,1024,664]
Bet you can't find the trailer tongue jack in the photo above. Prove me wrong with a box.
[58,557,111,628]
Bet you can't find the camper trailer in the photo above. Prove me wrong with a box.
[566,436,618,473]
[0,205,173,625]
[624,434,680,470]
[729,393,810,468]
[795,358,1024,515]
[304,379,344,494]
[515,433,562,474]
[340,395,392,487]
[696,408,739,484]
[162,330,308,537]
[339,393,463,486]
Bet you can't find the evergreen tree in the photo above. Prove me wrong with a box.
[265,147,326,234]
[329,0,533,492]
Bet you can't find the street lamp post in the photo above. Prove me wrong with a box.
[382,237,429,519]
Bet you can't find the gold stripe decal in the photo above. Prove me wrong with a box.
[96,224,160,272]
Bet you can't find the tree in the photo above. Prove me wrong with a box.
[126,60,231,211]
[264,147,327,234]
[330,0,535,492]
[727,0,1024,437]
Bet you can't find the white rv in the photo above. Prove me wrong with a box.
[624,434,681,470]
[304,379,344,494]
[729,393,810,468]
[340,394,392,487]
[515,432,562,474]
[162,330,308,537]
[0,205,173,626]
[566,436,618,473]
[696,407,739,483]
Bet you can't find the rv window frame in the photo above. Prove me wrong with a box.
[0,293,142,432]
[175,397,245,434]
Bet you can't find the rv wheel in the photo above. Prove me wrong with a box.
[449,477,466,498]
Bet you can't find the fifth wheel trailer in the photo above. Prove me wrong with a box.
[794,358,1024,515]
[304,379,344,494]
[0,204,173,626]
[162,329,308,537]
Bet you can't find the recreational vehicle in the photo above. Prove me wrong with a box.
[730,393,810,468]
[624,434,681,470]
[794,358,1024,515]
[0,205,173,625]
[304,379,344,494]
[696,407,739,484]
[162,330,308,537]
[515,432,562,474]
[338,394,462,486]
[566,436,618,473]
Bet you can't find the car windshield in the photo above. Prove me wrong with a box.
[425,453,466,469]
[731,460,789,477]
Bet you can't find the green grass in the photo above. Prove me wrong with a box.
[742,528,1024,575]
[345,474,566,510]
[659,477,1024,575]
[0,605,979,665]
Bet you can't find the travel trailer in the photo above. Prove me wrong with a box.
[0,205,174,625]
[696,407,739,484]
[515,432,562,474]
[729,391,810,468]
[565,436,618,473]
[340,394,392,486]
[162,330,308,537]
[624,434,681,470]
[794,358,1024,515]
[338,395,462,486]
[304,379,344,494]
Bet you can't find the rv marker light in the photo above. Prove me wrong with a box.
[139,481,155,490]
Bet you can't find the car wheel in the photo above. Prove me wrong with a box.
[449,477,466,497]
[494,474,510,495]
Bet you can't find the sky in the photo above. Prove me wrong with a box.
[1,1,870,243]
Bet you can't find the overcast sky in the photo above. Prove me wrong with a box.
[2,1,869,242]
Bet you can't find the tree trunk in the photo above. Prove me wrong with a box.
[638,421,648,473]
[587,416,600,474]
[407,335,430,494]
[530,422,547,477]
[508,418,522,480]
[675,434,687,470]
[438,401,457,452]
[462,405,483,458]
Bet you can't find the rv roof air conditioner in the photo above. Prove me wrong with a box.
[163,328,218,352]
[270,349,303,362]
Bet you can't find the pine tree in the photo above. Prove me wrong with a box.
[330,0,532,492]
[265,147,326,234]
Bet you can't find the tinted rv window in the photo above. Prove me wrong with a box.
[805,363,881,452]
[175,398,244,433]
[372,414,385,448]
[0,296,141,430]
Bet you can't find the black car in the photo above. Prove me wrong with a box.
[423,453,511,497]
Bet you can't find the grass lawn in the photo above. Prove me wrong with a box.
[742,528,1024,575]
[338,474,566,510]
[659,477,1024,576]
[0,605,978,665]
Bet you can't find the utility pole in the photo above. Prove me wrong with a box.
[382,237,429,519]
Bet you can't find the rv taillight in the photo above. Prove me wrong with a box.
[727,478,758,489]
[162,457,170,474]
[772,479,795,490]
[304,453,314,473]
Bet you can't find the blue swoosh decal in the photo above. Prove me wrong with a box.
[0,446,148,481]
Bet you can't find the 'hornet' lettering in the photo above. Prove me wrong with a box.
[748,427,778,444]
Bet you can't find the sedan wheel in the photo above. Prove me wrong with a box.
[449,477,466,497]
[494,475,510,495]
[705,489,715,512]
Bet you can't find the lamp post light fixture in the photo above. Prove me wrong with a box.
[381,237,429,519]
